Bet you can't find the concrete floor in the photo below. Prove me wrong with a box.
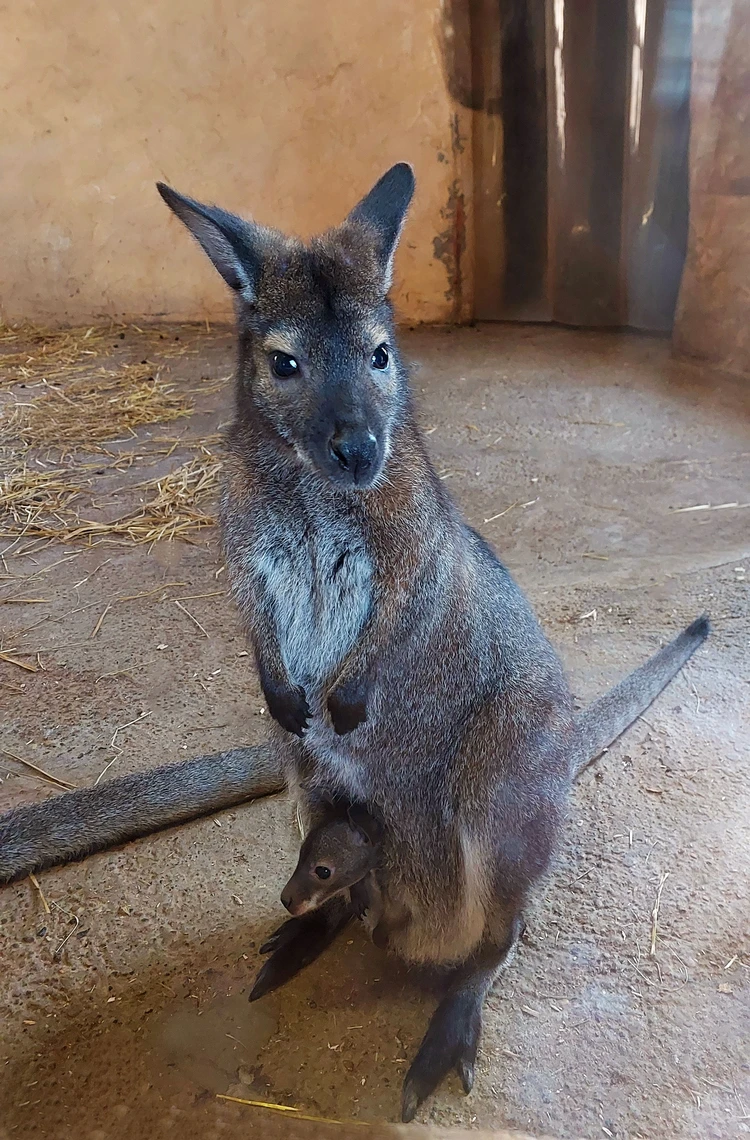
[0,325,748,1140]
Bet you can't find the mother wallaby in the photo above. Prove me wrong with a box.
[155,165,708,1119]
[0,165,708,1121]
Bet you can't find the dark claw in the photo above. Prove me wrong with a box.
[401,1083,420,1126]
[250,954,298,1002]
[250,933,327,1002]
[257,658,310,736]
[258,916,305,956]
[265,684,311,737]
[349,880,370,920]
[457,1057,475,1095]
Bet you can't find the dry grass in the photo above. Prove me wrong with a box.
[2,365,193,452]
[0,464,91,518]
[0,455,220,546]
[0,322,214,389]
[0,324,110,387]
[0,324,227,550]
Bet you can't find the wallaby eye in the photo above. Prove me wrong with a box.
[270,351,299,379]
[314,865,332,880]
[371,344,389,370]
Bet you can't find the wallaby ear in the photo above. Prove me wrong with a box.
[347,805,383,846]
[346,163,415,291]
[156,183,261,300]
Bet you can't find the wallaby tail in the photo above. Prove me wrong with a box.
[0,745,284,884]
[570,614,710,780]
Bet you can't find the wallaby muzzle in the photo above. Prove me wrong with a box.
[281,875,319,917]
[327,424,381,487]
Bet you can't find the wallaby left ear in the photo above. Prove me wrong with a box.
[347,805,383,846]
[156,183,264,302]
[346,163,415,291]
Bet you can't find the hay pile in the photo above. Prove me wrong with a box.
[0,323,212,388]
[0,324,109,388]
[0,457,221,547]
[0,324,226,549]
[2,365,193,452]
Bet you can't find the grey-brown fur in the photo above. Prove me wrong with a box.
[0,746,283,884]
[280,804,381,918]
[0,165,710,1121]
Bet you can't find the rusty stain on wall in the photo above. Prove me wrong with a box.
[433,181,466,318]
[432,112,470,321]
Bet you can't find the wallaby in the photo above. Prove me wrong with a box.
[280,803,381,919]
[0,164,709,1122]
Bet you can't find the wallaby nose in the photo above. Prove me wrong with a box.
[328,429,378,483]
[281,888,294,913]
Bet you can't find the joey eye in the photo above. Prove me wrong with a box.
[371,344,389,370]
[270,351,299,379]
[314,865,332,880]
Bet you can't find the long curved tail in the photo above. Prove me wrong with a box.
[570,615,710,779]
[0,745,284,884]
[0,618,710,884]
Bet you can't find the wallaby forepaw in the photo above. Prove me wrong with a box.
[327,679,368,734]
[349,881,371,921]
[265,684,311,737]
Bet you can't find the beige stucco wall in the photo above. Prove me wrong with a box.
[673,0,750,377]
[0,0,470,326]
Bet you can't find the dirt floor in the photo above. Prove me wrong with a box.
[0,324,748,1140]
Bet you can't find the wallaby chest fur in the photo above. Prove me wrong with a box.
[223,466,374,692]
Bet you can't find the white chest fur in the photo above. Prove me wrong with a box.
[248,515,373,690]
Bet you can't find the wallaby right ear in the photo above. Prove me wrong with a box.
[156,183,261,300]
[347,805,383,846]
[346,163,415,291]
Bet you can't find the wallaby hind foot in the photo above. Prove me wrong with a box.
[401,912,524,1123]
[249,895,353,1002]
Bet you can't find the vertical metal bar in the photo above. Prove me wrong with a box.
[497,3,550,320]
[621,0,692,331]
[468,0,691,329]
[547,0,629,326]
[471,0,506,320]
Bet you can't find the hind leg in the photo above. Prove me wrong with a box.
[401,908,523,1123]
[249,895,353,1001]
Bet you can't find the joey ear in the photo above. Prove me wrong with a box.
[347,805,383,846]
[346,163,415,290]
[156,183,261,300]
